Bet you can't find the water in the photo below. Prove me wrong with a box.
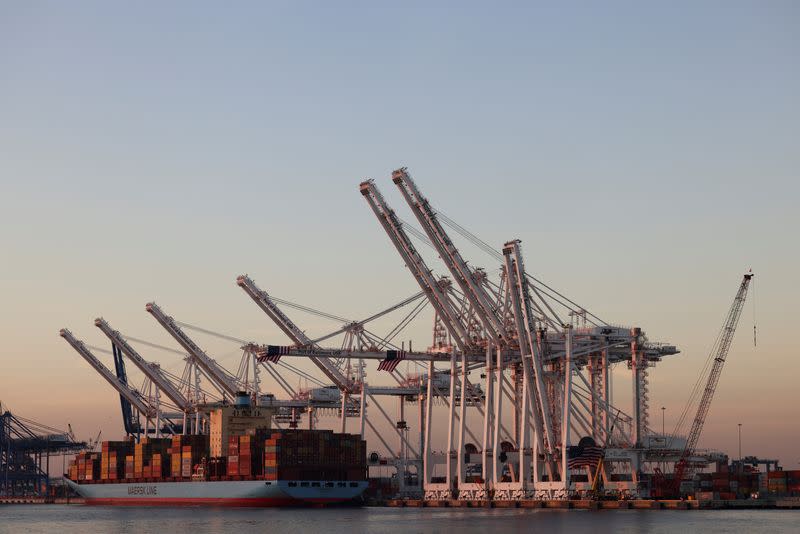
[1,505,798,533]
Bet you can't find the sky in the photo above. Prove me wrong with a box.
[1,2,798,467]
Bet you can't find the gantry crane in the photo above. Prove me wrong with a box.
[670,272,753,494]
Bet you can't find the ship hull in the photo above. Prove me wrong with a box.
[65,478,367,507]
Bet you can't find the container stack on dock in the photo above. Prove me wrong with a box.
[789,471,800,494]
[696,470,760,500]
[766,470,800,496]
[694,469,800,500]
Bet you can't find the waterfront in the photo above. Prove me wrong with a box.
[1,505,798,534]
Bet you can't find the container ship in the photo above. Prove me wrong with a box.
[64,397,368,506]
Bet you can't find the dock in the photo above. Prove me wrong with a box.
[379,498,798,510]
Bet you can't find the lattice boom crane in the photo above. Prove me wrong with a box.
[672,272,753,491]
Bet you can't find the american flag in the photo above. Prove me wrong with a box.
[377,350,406,372]
[567,441,604,470]
[259,345,291,363]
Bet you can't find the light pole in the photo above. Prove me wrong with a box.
[661,407,666,437]
[738,423,742,461]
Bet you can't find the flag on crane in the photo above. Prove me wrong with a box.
[377,350,406,372]
[567,436,604,470]
[260,345,291,363]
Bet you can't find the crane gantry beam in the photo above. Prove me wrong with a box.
[146,302,240,400]
[60,328,153,416]
[94,318,192,412]
[246,343,461,364]
[360,179,470,352]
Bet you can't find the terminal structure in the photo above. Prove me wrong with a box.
[60,168,757,501]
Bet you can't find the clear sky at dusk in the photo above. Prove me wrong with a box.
[1,2,798,465]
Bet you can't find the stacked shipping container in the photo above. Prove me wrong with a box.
[263,430,367,482]
[764,470,800,495]
[135,437,171,479]
[170,434,209,478]
[69,452,100,481]
[68,429,367,484]
[100,440,132,481]
[788,470,800,494]
[695,469,800,499]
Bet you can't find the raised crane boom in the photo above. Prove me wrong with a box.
[392,168,506,344]
[60,328,153,416]
[236,275,352,390]
[503,240,557,476]
[360,179,469,351]
[673,272,753,489]
[236,275,313,346]
[145,302,240,399]
[95,318,192,412]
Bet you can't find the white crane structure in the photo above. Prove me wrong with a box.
[355,169,680,500]
[58,167,695,501]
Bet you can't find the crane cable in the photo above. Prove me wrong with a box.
[415,205,608,326]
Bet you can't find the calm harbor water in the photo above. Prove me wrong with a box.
[1,505,798,533]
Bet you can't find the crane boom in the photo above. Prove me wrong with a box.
[359,179,469,351]
[392,168,506,343]
[236,275,352,390]
[236,275,313,345]
[503,240,557,474]
[60,328,153,416]
[673,272,753,488]
[95,318,192,412]
[145,302,240,399]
